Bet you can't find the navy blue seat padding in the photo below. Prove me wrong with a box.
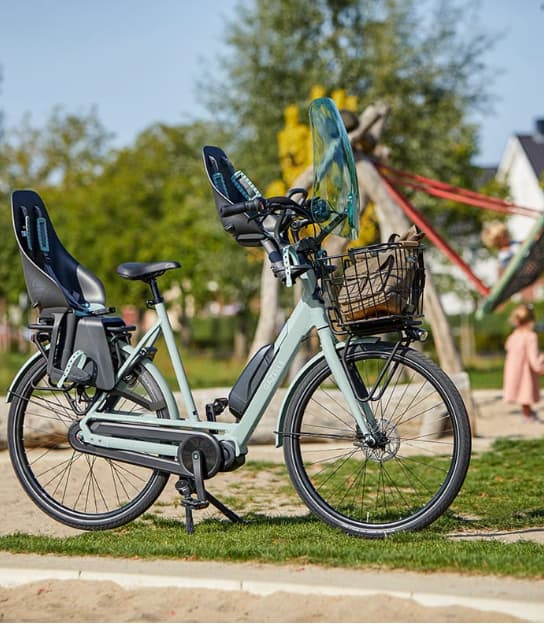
[11,189,106,313]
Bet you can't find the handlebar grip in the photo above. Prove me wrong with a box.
[219,198,263,218]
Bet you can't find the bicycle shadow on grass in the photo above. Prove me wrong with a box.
[140,511,457,540]
[143,512,320,532]
[143,498,544,542]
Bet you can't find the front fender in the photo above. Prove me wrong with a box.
[275,348,329,448]
[7,350,46,402]
[275,336,383,447]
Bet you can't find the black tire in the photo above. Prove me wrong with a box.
[8,356,170,530]
[283,342,471,538]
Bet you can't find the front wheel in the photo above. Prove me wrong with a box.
[8,356,170,531]
[283,342,471,538]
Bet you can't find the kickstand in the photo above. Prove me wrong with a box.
[175,450,243,534]
[206,490,244,525]
[184,501,195,534]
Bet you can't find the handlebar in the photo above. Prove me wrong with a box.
[219,197,264,218]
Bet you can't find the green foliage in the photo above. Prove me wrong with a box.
[201,0,505,311]
[0,0,507,352]
[0,107,114,304]
[0,351,28,394]
[1,439,544,578]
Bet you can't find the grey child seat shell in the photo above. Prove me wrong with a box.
[11,189,106,314]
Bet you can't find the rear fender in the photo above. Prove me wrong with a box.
[7,351,46,402]
[7,346,179,422]
[119,344,179,419]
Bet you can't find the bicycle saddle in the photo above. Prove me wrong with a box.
[116,261,181,281]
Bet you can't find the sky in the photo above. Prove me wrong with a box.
[0,0,542,166]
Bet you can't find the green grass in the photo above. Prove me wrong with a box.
[0,345,244,393]
[1,439,543,578]
[3,517,542,578]
[465,359,504,389]
[152,343,244,388]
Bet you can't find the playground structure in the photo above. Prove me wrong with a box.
[272,88,544,320]
[376,163,544,316]
[251,92,544,437]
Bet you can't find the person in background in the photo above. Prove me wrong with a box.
[481,221,520,274]
[503,304,544,423]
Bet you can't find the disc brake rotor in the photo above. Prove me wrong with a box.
[358,419,401,463]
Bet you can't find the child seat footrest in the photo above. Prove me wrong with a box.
[56,350,92,387]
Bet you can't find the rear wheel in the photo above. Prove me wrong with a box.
[8,357,170,530]
[283,342,471,537]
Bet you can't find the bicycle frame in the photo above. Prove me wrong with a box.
[6,99,472,538]
[77,266,376,457]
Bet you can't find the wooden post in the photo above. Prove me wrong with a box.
[248,258,280,359]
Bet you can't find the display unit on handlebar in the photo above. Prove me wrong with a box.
[6,97,471,538]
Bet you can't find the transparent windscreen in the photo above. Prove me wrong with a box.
[309,97,359,240]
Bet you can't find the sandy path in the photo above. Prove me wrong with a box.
[0,579,524,622]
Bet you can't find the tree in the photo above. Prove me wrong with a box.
[67,121,261,315]
[204,0,493,198]
[0,109,261,354]
[0,65,4,144]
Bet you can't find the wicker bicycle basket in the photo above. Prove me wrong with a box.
[318,239,425,335]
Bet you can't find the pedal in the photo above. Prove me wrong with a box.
[205,397,228,422]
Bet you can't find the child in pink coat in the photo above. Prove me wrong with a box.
[503,304,544,422]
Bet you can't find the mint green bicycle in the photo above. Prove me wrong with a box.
[7,98,471,538]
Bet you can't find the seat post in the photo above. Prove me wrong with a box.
[147,278,163,306]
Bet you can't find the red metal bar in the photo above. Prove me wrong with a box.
[382,175,538,217]
[378,169,491,297]
[378,163,541,218]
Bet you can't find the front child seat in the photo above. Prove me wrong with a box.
[202,145,265,247]
[11,189,106,314]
